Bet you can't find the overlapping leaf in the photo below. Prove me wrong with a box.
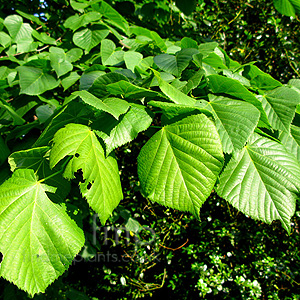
[95,104,153,155]
[50,124,123,224]
[217,134,300,232]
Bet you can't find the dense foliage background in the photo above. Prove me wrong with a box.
[0,0,300,299]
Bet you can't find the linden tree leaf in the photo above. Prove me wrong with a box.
[138,114,224,217]
[0,169,84,296]
[50,124,123,224]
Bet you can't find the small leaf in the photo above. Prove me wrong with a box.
[138,114,224,217]
[74,90,130,119]
[124,51,143,72]
[50,124,123,225]
[0,169,84,296]
[154,48,199,77]
[50,47,73,78]
[95,104,153,154]
[217,134,300,232]
[89,72,129,98]
[61,71,80,91]
[73,26,109,53]
[16,66,59,95]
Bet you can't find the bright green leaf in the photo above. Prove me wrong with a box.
[138,114,224,217]
[0,169,84,296]
[50,124,123,225]
[217,134,300,232]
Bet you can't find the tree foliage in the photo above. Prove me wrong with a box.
[0,0,300,297]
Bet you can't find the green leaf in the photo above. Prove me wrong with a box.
[204,96,261,153]
[32,30,57,45]
[100,39,124,66]
[154,48,199,77]
[137,114,224,217]
[16,66,59,95]
[181,37,198,49]
[8,147,70,203]
[50,124,123,225]
[3,15,33,43]
[273,0,300,17]
[106,80,159,99]
[95,104,153,154]
[0,32,11,48]
[182,69,204,94]
[61,71,80,91]
[130,26,167,52]
[124,51,143,72]
[98,0,129,34]
[73,26,109,53]
[33,102,91,147]
[0,169,85,296]
[89,72,129,98]
[280,125,300,161]
[208,74,270,125]
[148,100,212,120]
[64,12,102,31]
[50,47,73,78]
[259,86,300,132]
[217,134,300,232]
[79,65,106,90]
[153,71,196,105]
[73,90,129,119]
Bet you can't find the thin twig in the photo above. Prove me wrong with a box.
[159,238,189,251]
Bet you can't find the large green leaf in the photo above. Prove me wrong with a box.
[137,114,224,217]
[50,124,123,224]
[95,104,153,154]
[73,90,130,119]
[0,169,85,296]
[154,48,199,77]
[259,86,300,132]
[208,74,270,125]
[217,134,300,232]
[273,0,300,17]
[203,96,261,153]
[16,66,59,95]
[73,26,109,53]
